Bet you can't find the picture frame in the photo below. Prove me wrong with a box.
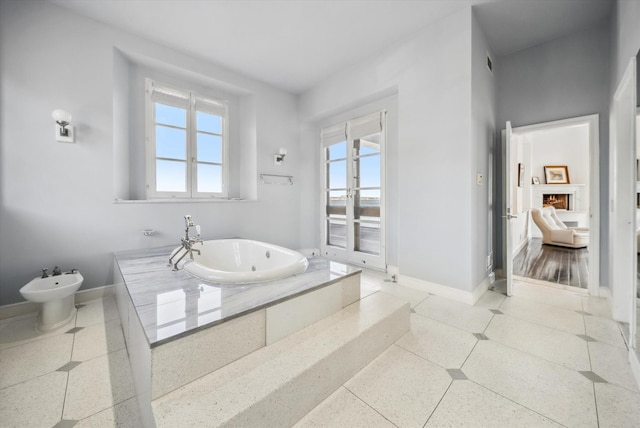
[532,176,540,185]
[517,163,524,187]
[544,165,570,184]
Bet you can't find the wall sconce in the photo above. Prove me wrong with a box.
[52,109,74,143]
[274,147,287,165]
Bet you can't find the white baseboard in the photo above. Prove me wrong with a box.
[0,285,115,320]
[513,238,528,257]
[398,275,489,306]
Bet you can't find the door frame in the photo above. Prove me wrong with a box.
[503,114,600,296]
[319,111,387,270]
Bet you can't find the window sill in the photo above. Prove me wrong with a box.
[113,198,256,204]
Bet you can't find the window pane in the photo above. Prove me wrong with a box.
[197,111,222,134]
[354,221,380,255]
[328,141,346,160]
[197,133,222,164]
[197,164,222,193]
[328,160,346,189]
[156,103,186,128]
[355,154,380,188]
[156,126,186,160]
[156,160,186,192]
[356,134,380,156]
[354,189,380,220]
[327,219,346,249]
[326,190,347,217]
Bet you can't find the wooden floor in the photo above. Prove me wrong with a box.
[513,238,589,289]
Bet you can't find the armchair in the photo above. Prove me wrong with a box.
[531,207,589,249]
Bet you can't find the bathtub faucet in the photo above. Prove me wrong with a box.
[168,215,204,271]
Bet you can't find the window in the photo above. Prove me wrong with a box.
[321,111,386,269]
[145,79,228,199]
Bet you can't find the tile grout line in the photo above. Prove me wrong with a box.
[59,310,80,424]
[592,383,601,428]
[341,385,400,428]
[464,378,569,427]
[421,379,453,428]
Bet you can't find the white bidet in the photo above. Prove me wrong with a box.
[20,272,83,332]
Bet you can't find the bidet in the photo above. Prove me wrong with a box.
[20,271,83,332]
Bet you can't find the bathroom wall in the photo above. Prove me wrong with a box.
[0,0,301,305]
[470,12,497,290]
[495,23,611,285]
[299,8,487,295]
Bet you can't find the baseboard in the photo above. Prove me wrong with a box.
[398,275,489,305]
[513,238,528,257]
[0,285,115,320]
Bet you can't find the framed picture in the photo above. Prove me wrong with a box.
[544,165,570,184]
[532,176,540,185]
[517,163,524,187]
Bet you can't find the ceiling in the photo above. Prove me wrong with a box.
[49,0,612,94]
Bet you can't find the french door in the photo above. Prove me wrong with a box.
[321,111,386,269]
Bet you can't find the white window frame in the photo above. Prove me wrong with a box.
[145,79,229,199]
[320,110,387,270]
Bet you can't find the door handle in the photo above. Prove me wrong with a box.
[502,214,518,220]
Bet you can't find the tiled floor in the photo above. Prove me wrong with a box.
[1,273,639,427]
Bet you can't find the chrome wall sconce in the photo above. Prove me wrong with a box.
[52,109,74,143]
[274,147,287,165]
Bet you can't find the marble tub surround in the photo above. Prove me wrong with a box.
[114,246,362,424]
[115,246,360,346]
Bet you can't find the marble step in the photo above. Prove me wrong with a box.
[152,291,410,427]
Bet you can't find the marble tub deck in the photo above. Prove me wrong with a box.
[114,246,360,347]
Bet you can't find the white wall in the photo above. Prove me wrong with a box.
[496,23,611,285]
[0,0,301,305]
[530,125,590,187]
[299,8,486,293]
[471,12,497,285]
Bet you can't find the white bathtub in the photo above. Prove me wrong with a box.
[180,239,309,284]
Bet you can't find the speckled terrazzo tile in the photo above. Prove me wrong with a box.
[378,282,430,307]
[414,295,493,333]
[584,315,626,348]
[588,342,639,392]
[474,289,506,310]
[0,371,68,428]
[72,319,125,361]
[0,313,74,350]
[0,333,73,388]
[395,313,477,368]
[594,383,640,427]
[500,296,585,335]
[75,295,119,327]
[484,314,590,371]
[425,379,563,427]
[463,340,597,427]
[512,280,583,311]
[63,349,135,420]
[75,397,142,428]
[581,296,612,319]
[345,344,451,427]
[294,387,394,428]
[152,293,409,428]
[151,309,266,399]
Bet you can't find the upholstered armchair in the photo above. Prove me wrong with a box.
[531,207,589,249]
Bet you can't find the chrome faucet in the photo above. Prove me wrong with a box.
[169,215,204,271]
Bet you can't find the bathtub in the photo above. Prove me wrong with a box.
[179,239,309,284]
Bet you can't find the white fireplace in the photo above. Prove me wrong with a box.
[531,184,588,235]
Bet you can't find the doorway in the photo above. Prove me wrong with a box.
[503,114,600,296]
[320,111,387,270]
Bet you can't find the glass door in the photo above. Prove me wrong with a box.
[321,112,386,270]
